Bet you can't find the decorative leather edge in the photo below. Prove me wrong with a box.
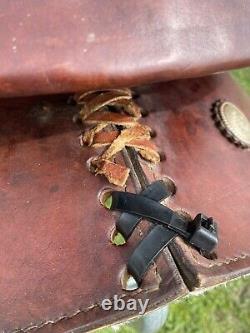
[12,287,153,333]
[11,204,162,333]
[11,249,187,333]
[169,238,250,290]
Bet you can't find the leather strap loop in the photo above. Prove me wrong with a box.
[111,191,190,238]
[127,225,177,284]
[109,188,218,284]
[116,180,172,240]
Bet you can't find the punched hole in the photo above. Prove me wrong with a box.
[86,156,97,174]
[159,151,166,161]
[110,228,126,246]
[79,134,85,147]
[72,113,81,124]
[162,177,177,196]
[120,268,139,291]
[98,188,113,208]
[150,129,157,138]
[132,91,140,99]
[67,95,75,105]
[141,109,149,117]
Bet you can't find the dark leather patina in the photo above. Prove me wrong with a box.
[0,74,249,332]
[140,73,250,289]
[0,94,187,333]
[0,1,250,331]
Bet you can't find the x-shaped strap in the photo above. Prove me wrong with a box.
[107,181,218,284]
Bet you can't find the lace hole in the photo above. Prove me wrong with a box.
[120,268,139,291]
[141,109,149,117]
[161,176,177,196]
[110,228,126,246]
[132,92,140,99]
[159,152,166,162]
[98,188,114,208]
[150,129,157,138]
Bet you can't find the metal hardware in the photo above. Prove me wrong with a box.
[212,100,250,148]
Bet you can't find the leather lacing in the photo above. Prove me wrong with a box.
[75,89,160,186]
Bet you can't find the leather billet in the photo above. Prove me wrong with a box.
[0,73,249,332]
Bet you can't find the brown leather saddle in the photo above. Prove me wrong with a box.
[0,1,250,332]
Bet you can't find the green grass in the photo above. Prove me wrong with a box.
[97,277,250,333]
[231,67,250,93]
[97,68,250,333]
[158,277,250,333]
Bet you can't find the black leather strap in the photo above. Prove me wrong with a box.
[127,225,177,284]
[116,180,172,240]
[109,186,218,285]
[111,191,189,237]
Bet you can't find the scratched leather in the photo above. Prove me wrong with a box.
[1,74,249,332]
[1,0,250,97]
[139,73,250,288]
[0,96,187,332]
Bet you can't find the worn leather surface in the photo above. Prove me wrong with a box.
[1,0,250,98]
[0,74,249,332]
[139,73,250,289]
[0,96,187,332]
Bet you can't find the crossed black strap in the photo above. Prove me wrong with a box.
[107,181,218,285]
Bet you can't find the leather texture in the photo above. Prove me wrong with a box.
[139,73,250,289]
[1,0,250,98]
[0,73,249,332]
[0,95,187,333]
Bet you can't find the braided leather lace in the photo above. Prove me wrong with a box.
[75,89,160,186]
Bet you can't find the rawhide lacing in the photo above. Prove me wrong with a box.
[75,89,160,186]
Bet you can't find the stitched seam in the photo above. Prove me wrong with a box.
[13,91,181,332]
[150,166,250,268]
[178,239,250,268]
[175,237,250,268]
[13,141,161,333]
[12,287,155,333]
[12,227,158,333]
[208,253,250,267]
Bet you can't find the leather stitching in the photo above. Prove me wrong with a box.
[208,253,250,267]
[14,249,182,333]
[13,218,160,333]
[150,160,250,268]
[12,149,161,333]
[12,287,155,333]
[174,238,250,268]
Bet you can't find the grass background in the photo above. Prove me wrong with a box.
[232,68,250,93]
[98,68,250,333]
